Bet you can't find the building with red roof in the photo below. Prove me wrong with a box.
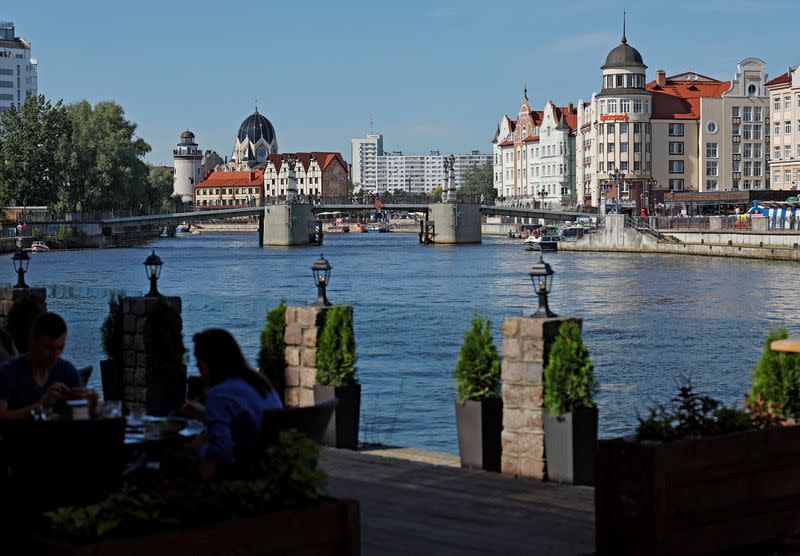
[766,66,800,190]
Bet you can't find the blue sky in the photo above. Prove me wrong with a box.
[4,0,797,165]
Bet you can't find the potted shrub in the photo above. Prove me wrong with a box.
[453,315,502,472]
[542,320,597,485]
[750,328,800,415]
[314,305,360,450]
[258,299,287,404]
[143,299,187,416]
[100,292,125,400]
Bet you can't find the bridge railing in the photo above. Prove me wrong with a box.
[263,194,488,206]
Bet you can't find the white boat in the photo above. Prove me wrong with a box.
[524,236,541,251]
[30,241,50,252]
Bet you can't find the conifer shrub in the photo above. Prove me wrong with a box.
[258,299,287,396]
[453,315,501,403]
[316,305,358,387]
[751,328,800,417]
[543,321,597,419]
[101,291,125,362]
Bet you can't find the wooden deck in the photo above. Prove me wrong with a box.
[321,448,595,556]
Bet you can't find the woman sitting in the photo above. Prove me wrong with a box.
[190,328,282,476]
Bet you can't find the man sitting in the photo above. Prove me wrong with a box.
[0,312,88,419]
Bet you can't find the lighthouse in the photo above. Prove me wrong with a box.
[173,130,202,203]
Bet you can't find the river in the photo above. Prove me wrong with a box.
[22,232,800,453]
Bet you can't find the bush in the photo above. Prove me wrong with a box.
[258,299,286,399]
[453,315,501,403]
[101,291,125,362]
[750,328,800,417]
[143,299,186,371]
[316,305,357,387]
[543,321,596,418]
[56,225,74,241]
[7,294,46,353]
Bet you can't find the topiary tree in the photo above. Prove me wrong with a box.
[101,291,125,363]
[751,328,800,417]
[543,321,597,419]
[316,305,358,387]
[258,299,287,400]
[453,315,501,403]
[7,294,46,354]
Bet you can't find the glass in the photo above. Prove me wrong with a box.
[101,400,122,419]
[32,406,53,421]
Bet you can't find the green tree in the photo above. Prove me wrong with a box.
[145,165,175,212]
[316,306,358,387]
[458,163,495,199]
[0,94,71,207]
[751,328,800,416]
[258,299,287,399]
[543,321,597,418]
[453,315,501,402]
[428,186,443,199]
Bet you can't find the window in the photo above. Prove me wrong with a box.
[633,99,643,114]
[786,96,792,110]
[669,160,684,173]
[669,142,684,155]
[775,123,782,135]
[748,84,757,96]
[753,179,762,189]
[620,143,628,153]
[599,100,606,114]
[634,142,641,153]
[707,121,718,134]
[732,123,741,135]
[634,122,641,133]
[706,142,718,158]
[797,144,800,158]
[754,107,762,121]
[785,146,791,159]
[743,125,752,140]
[744,161,752,176]
[620,122,629,134]
[616,75,624,87]
[607,99,617,113]
[620,99,631,113]
[786,169,793,184]
[743,106,752,122]
[797,94,800,108]
[732,106,740,118]
[669,179,684,191]
[706,179,718,191]
[754,161,762,176]
[706,161,718,176]
[744,179,752,190]
[732,179,740,191]
[733,160,741,172]
[787,121,793,134]
[668,123,684,136]
[754,143,762,158]
[753,125,762,140]
[607,123,615,136]
[732,142,740,154]
[634,161,641,171]
[607,143,614,153]
[620,161,629,171]
[774,99,781,111]
[599,161,604,172]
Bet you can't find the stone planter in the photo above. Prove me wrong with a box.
[455,397,502,472]
[99,359,123,401]
[314,384,361,450]
[596,425,800,556]
[27,498,360,556]
[543,407,597,486]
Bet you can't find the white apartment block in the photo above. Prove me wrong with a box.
[350,134,383,192]
[0,21,37,113]
[766,66,800,190]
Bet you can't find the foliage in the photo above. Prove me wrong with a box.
[145,166,175,213]
[543,321,596,418]
[101,291,125,361]
[7,294,46,354]
[55,226,74,241]
[258,299,287,398]
[143,298,186,370]
[750,328,800,417]
[316,305,358,387]
[427,186,443,198]
[459,163,495,199]
[44,431,327,542]
[453,315,501,402]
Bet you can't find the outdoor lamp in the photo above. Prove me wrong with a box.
[312,253,332,306]
[144,250,163,297]
[12,249,29,289]
[529,255,556,318]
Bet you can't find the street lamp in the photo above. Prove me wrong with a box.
[645,178,657,214]
[538,186,548,209]
[312,254,332,306]
[143,250,163,297]
[529,255,556,318]
[12,249,29,289]
[607,167,625,213]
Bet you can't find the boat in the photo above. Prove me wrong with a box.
[367,224,391,233]
[357,223,369,233]
[523,226,559,252]
[524,236,541,251]
[30,241,50,252]
[560,225,586,242]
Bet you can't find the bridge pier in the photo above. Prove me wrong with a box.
[427,203,482,244]
[262,203,318,246]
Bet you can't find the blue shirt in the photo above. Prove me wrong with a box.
[0,355,82,411]
[199,377,282,467]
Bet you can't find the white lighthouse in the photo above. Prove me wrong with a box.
[173,130,203,203]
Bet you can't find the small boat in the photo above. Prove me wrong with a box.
[30,241,50,252]
[524,236,541,251]
[367,224,391,233]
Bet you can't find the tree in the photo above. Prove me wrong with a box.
[316,306,358,387]
[0,94,71,207]
[145,165,175,212]
[428,186,443,199]
[459,163,495,199]
[543,321,597,418]
[453,315,501,402]
[258,299,287,400]
[751,328,800,417]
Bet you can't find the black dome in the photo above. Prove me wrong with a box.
[180,130,195,139]
[237,110,276,145]
[602,39,646,69]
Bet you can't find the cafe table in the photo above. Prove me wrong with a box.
[124,415,205,475]
[770,337,800,353]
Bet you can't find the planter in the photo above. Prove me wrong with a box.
[99,359,123,401]
[27,498,359,556]
[543,407,597,486]
[314,384,361,450]
[596,425,800,556]
[455,397,502,472]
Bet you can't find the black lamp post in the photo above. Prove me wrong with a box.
[529,255,556,318]
[143,250,163,297]
[312,254,332,306]
[12,249,29,289]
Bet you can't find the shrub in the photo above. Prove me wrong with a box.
[316,305,357,387]
[101,291,125,362]
[750,328,800,417]
[56,225,74,241]
[7,294,46,353]
[258,299,286,399]
[543,321,596,418]
[143,298,186,371]
[453,315,501,403]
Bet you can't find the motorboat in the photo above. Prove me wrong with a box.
[524,236,541,251]
[30,241,50,252]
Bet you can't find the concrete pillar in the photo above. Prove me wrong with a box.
[262,203,315,246]
[751,215,768,232]
[500,315,581,480]
[427,203,482,244]
[121,295,186,415]
[0,287,46,329]
[709,216,722,231]
[605,213,625,229]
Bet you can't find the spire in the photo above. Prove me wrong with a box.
[621,11,627,44]
[523,83,528,101]
[255,98,259,114]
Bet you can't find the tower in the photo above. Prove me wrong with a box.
[173,130,202,203]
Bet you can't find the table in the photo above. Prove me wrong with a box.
[770,338,800,353]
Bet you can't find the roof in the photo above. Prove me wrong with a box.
[0,39,29,50]
[237,110,276,145]
[602,38,645,70]
[766,71,792,87]
[264,152,348,174]
[523,135,540,142]
[552,105,578,131]
[499,140,514,147]
[196,170,264,188]
[646,73,730,119]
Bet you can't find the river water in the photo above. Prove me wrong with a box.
[22,232,800,453]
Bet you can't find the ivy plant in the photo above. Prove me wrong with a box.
[453,315,501,403]
[316,305,358,387]
[543,321,596,419]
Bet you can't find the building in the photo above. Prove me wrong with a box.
[766,66,800,190]
[172,130,203,202]
[351,134,383,192]
[194,170,264,209]
[229,109,279,170]
[492,92,578,207]
[0,21,37,113]
[263,152,348,198]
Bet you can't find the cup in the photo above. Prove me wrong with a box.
[101,400,122,419]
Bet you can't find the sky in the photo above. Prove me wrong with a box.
[4,0,798,166]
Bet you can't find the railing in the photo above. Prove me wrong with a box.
[262,194,488,206]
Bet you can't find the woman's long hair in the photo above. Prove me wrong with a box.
[193,328,274,398]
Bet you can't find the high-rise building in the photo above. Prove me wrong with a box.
[0,21,37,113]
[351,134,383,192]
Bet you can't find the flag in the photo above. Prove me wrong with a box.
[374,197,384,211]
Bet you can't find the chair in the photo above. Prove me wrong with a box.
[261,399,338,445]
[77,365,93,385]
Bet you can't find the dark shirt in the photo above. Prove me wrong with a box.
[0,355,82,411]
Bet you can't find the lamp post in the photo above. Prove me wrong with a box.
[538,186,548,209]
[607,167,624,213]
[646,178,657,215]
[529,255,556,318]
[143,250,163,297]
[312,254,332,306]
[12,249,29,289]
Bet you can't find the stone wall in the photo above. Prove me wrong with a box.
[500,315,580,480]
[0,287,46,329]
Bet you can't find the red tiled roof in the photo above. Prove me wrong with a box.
[499,140,514,147]
[766,71,792,87]
[646,74,730,119]
[196,170,263,188]
[523,135,540,142]
[264,152,347,174]
[552,104,578,131]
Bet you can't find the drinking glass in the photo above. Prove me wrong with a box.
[101,400,122,419]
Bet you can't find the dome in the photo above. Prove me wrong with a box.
[237,110,276,145]
[180,130,195,139]
[602,38,646,69]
